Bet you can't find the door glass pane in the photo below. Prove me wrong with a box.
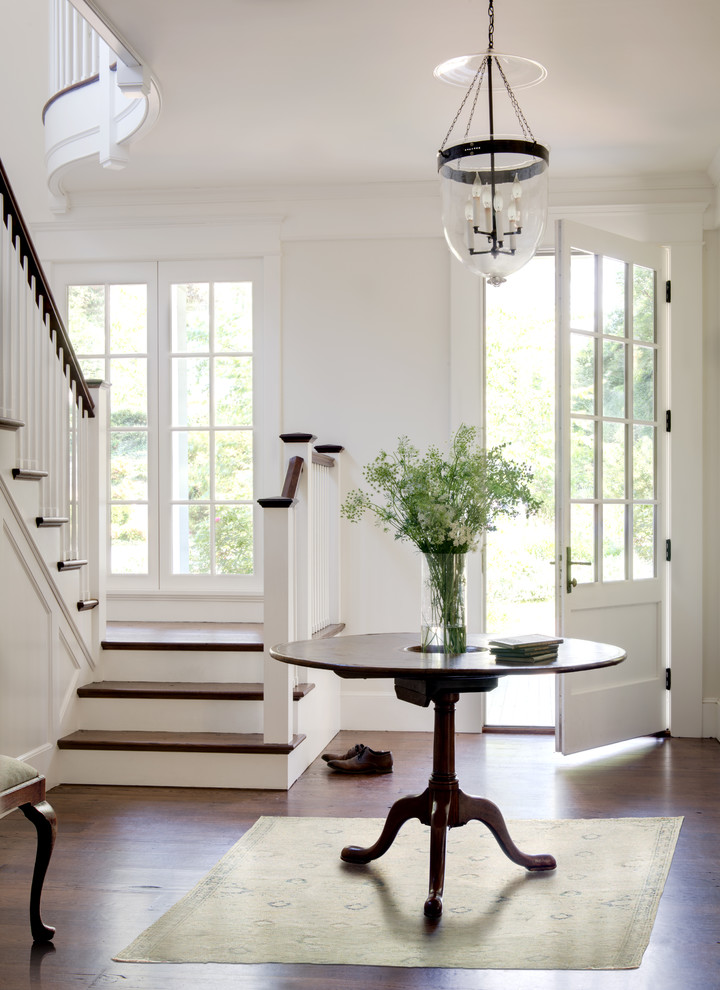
[109,285,147,352]
[111,504,148,574]
[215,282,252,352]
[214,357,253,426]
[571,334,594,413]
[633,265,655,342]
[215,506,254,574]
[110,432,148,500]
[633,345,655,421]
[215,431,253,500]
[67,285,105,354]
[633,425,655,499]
[570,504,595,584]
[173,505,210,574]
[633,505,655,579]
[602,257,625,336]
[602,504,626,581]
[172,357,209,426]
[603,422,625,499]
[172,283,209,351]
[570,251,595,330]
[173,432,210,499]
[602,340,625,418]
[571,419,595,498]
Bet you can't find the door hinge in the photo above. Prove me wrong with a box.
[666,410,671,432]
[666,539,671,561]
[665,668,671,690]
[666,280,671,303]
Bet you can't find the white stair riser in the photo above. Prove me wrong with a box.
[76,697,264,733]
[100,648,265,681]
[57,748,298,789]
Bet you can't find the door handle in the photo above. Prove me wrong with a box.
[566,546,591,593]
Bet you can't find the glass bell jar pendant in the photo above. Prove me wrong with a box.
[435,1,550,285]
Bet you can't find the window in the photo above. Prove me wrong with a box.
[68,281,150,575]
[61,260,264,595]
[169,280,254,575]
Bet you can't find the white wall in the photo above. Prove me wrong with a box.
[24,177,715,738]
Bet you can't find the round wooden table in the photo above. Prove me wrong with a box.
[270,633,626,918]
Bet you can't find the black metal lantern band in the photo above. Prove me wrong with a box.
[437,138,550,183]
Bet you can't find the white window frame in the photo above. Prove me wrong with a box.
[53,257,271,600]
[157,259,265,593]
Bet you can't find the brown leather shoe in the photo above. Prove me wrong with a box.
[321,742,366,764]
[326,746,393,774]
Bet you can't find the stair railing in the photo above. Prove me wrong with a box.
[0,159,98,590]
[259,434,344,745]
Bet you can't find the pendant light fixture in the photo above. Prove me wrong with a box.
[436,0,549,285]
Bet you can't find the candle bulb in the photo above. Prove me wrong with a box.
[507,203,517,251]
[472,174,483,226]
[465,201,475,250]
[482,184,492,230]
[512,174,522,200]
[493,192,504,241]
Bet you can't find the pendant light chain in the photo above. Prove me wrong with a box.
[494,60,536,141]
[439,60,487,151]
[488,0,494,50]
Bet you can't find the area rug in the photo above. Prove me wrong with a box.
[115,815,682,970]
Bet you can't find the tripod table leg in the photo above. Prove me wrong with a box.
[341,791,429,864]
[457,791,556,872]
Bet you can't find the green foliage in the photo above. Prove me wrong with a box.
[342,424,542,554]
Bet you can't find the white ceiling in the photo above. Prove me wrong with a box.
[6,0,720,205]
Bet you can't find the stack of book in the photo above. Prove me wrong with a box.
[488,634,564,664]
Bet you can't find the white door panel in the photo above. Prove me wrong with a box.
[556,220,668,754]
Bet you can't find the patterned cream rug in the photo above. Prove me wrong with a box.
[115,815,681,970]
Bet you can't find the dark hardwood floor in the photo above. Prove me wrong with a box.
[1,732,718,990]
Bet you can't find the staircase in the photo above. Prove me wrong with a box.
[57,622,326,788]
[0,154,345,790]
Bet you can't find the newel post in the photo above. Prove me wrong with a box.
[258,434,315,746]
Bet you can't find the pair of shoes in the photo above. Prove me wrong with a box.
[326,746,393,774]
[321,742,365,764]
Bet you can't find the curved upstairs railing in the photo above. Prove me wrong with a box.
[44,0,160,211]
[0,158,101,586]
[259,434,345,745]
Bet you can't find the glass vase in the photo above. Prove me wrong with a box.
[420,552,467,654]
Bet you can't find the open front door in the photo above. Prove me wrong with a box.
[555,220,669,755]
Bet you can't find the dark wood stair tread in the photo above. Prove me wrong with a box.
[77,680,315,701]
[57,730,305,755]
[101,621,344,651]
[101,621,264,651]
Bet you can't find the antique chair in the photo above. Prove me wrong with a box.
[0,756,56,942]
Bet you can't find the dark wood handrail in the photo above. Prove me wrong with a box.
[281,456,304,500]
[0,159,94,416]
[257,456,305,509]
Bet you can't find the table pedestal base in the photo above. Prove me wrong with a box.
[340,690,556,918]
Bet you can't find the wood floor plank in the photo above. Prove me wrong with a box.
[1,732,718,989]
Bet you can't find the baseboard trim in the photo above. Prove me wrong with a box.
[702,698,720,740]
